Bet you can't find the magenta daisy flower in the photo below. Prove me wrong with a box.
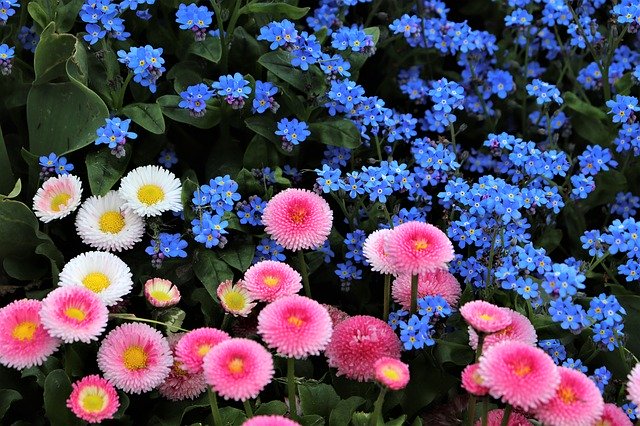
[144,278,181,308]
[40,286,109,343]
[257,295,332,359]
[627,363,640,407]
[460,300,512,333]
[597,403,632,426]
[534,367,604,426]
[262,188,333,251]
[362,229,397,275]
[478,341,559,411]
[469,308,537,351]
[243,260,303,302]
[325,315,401,382]
[391,269,462,309]
[202,338,274,401]
[175,327,230,374]
[158,333,208,401]
[0,299,61,370]
[243,415,300,425]
[374,357,410,390]
[461,363,489,396]
[67,375,120,423]
[473,409,531,426]
[97,323,173,394]
[385,221,454,275]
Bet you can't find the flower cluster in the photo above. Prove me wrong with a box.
[117,45,165,93]
[38,153,74,179]
[95,117,138,157]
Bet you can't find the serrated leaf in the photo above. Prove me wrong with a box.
[122,103,166,134]
[86,147,132,196]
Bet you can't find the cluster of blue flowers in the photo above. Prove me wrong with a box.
[275,118,310,150]
[253,237,286,264]
[582,218,640,283]
[95,117,138,157]
[175,3,213,41]
[190,175,240,249]
[146,232,188,268]
[235,195,267,227]
[38,153,74,179]
[212,73,252,109]
[17,26,38,53]
[0,44,14,75]
[388,295,452,350]
[117,45,165,93]
[333,229,367,289]
[0,0,18,25]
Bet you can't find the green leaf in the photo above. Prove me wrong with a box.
[33,23,77,85]
[245,116,280,144]
[122,103,166,134]
[299,383,341,418]
[0,389,21,419]
[561,202,586,246]
[192,248,234,301]
[44,370,81,426]
[239,2,309,19]
[255,401,288,416]
[156,307,186,333]
[157,95,221,129]
[572,112,616,146]
[181,170,199,223]
[434,338,474,365]
[400,353,456,418]
[564,92,607,121]
[55,0,84,32]
[385,415,407,426]
[258,51,326,94]
[219,407,247,425]
[329,397,365,426]
[615,73,634,96]
[309,119,361,148]
[27,2,50,30]
[365,27,381,45]
[299,415,325,426]
[535,228,563,253]
[220,242,254,272]
[0,125,15,195]
[243,135,280,169]
[153,394,209,425]
[190,36,222,63]
[86,147,132,196]
[581,170,627,210]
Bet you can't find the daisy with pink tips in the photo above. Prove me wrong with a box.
[627,363,640,407]
[362,229,397,275]
[40,286,109,343]
[158,333,208,401]
[473,409,531,426]
[67,375,120,423]
[596,403,632,426]
[0,299,61,370]
[469,308,537,351]
[243,260,303,302]
[460,300,512,333]
[217,279,257,317]
[392,269,462,310]
[374,357,410,390]
[243,415,300,426]
[461,363,489,396]
[32,174,82,223]
[144,278,181,308]
[174,327,230,374]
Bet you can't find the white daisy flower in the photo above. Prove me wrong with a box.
[118,165,182,217]
[33,174,83,223]
[58,251,133,306]
[75,191,145,252]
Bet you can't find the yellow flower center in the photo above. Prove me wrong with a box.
[50,193,72,212]
[227,357,244,374]
[413,238,428,251]
[65,307,86,321]
[197,344,212,357]
[82,272,110,293]
[479,314,493,321]
[223,291,246,311]
[12,321,37,341]
[558,385,577,404]
[263,276,280,287]
[510,361,531,377]
[98,210,125,234]
[79,388,107,413]
[289,207,307,224]
[381,366,399,381]
[287,315,304,328]
[472,370,484,385]
[137,184,165,206]
[123,346,147,370]
[150,289,172,301]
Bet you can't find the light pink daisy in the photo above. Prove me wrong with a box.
[362,229,397,275]
[33,174,83,223]
[385,221,454,275]
[0,299,61,370]
[40,286,109,343]
[158,333,207,401]
[374,357,410,390]
[627,363,640,407]
[144,278,181,308]
[461,363,489,396]
[596,403,633,426]
[217,279,256,317]
[473,409,532,426]
[257,295,332,359]
[534,367,604,426]
[460,300,512,333]
[243,261,303,302]
[478,341,560,411]
[322,304,350,327]
[391,269,462,309]
[469,308,537,351]
[97,323,173,394]
[262,188,333,251]
[325,315,401,382]
[67,375,119,423]
[202,338,274,401]
[242,415,300,425]
[174,327,230,374]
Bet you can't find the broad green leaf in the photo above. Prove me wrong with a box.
[255,401,288,416]
[581,169,627,210]
[153,394,209,426]
[309,119,361,148]
[258,51,326,94]
[615,73,633,96]
[27,2,50,30]
[535,227,563,253]
[33,23,76,85]
[219,407,247,425]
[299,414,325,426]
[243,135,280,169]
[192,248,234,301]
[400,353,456,418]
[0,125,15,194]
[434,338,474,365]
[245,116,280,144]
[44,370,82,426]
[564,92,607,121]
[365,27,381,45]
[239,2,309,19]
[157,95,221,129]
[299,383,341,418]
[122,103,166,134]
[219,242,254,272]
[190,36,222,63]
[156,307,186,333]
[86,147,132,196]
[329,397,366,426]
[181,170,199,223]
[0,389,21,419]
[571,112,616,146]
[561,203,586,246]
[1,179,22,199]
[55,0,84,32]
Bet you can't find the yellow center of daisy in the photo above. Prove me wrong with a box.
[12,321,37,341]
[223,291,246,311]
[472,370,484,385]
[263,276,280,287]
[413,238,428,251]
[65,307,86,321]
[558,385,577,404]
[98,210,125,234]
[79,388,107,413]
[150,290,172,302]
[289,207,307,224]
[510,361,531,377]
[50,193,72,212]
[172,361,189,376]
[197,344,212,357]
[228,357,244,374]
[595,420,611,426]
[82,272,110,293]
[381,366,400,381]
[123,345,148,370]
[287,315,304,327]
[479,314,493,321]
[137,184,165,206]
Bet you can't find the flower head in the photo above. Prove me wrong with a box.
[243,415,300,426]
[243,260,303,302]
[460,301,512,333]
[386,221,454,275]
[175,327,230,374]
[118,165,182,217]
[392,269,461,309]
[158,333,208,401]
[628,363,640,407]
[217,280,256,317]
[33,174,82,223]
[374,357,410,390]
[363,229,397,275]
[461,363,489,396]
[144,278,181,307]
[596,403,633,426]
[67,375,119,423]
[473,409,531,426]
[469,308,537,351]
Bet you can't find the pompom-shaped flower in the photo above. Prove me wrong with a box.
[40,286,108,343]
[627,363,640,407]
[460,300,512,333]
[158,333,208,401]
[596,403,632,426]
[363,229,397,275]
[461,363,489,396]
[217,279,256,317]
[478,341,560,411]
[386,221,454,275]
[144,278,181,308]
[374,357,410,390]
[75,191,145,252]
[392,269,462,309]
[0,299,61,370]
[58,251,133,306]
[202,338,274,401]
[322,304,350,327]
[67,375,119,423]
[118,165,182,217]
[262,188,333,251]
[473,409,532,426]
[97,323,173,394]
[469,308,537,351]
[244,260,303,302]
[33,174,82,223]
[534,367,604,426]
[175,327,230,374]
[326,315,401,382]
[257,295,332,359]
[243,415,300,425]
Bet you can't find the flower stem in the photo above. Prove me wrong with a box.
[297,251,311,298]
[383,274,391,321]
[467,395,477,426]
[208,388,223,426]
[220,314,230,331]
[243,399,254,418]
[481,397,488,426]
[475,334,485,361]
[369,386,387,426]
[410,273,419,315]
[500,404,512,426]
[287,357,298,420]
[108,313,190,332]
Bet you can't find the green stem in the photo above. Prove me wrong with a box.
[481,397,488,426]
[287,358,298,420]
[467,395,477,426]
[208,388,223,426]
[383,274,391,321]
[108,313,190,332]
[410,273,419,315]
[369,386,387,426]
[475,334,485,361]
[220,314,230,331]
[243,399,254,418]
[374,135,383,161]
[500,404,512,426]
[449,123,457,152]
[210,0,228,73]
[115,73,133,112]
[297,250,311,298]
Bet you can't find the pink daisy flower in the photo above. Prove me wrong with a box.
[97,323,173,394]
[32,174,83,223]
[262,188,333,251]
[362,229,397,275]
[174,327,230,374]
[243,261,303,303]
[242,415,300,426]
[460,300,512,333]
[469,308,537,351]
[325,315,401,382]
[478,341,560,411]
[627,363,640,407]
[158,333,207,401]
[596,403,633,426]
[374,357,410,390]
[217,279,256,317]
[0,299,61,370]
[202,338,274,401]
[40,286,109,343]
[385,221,454,275]
[144,278,181,308]
[391,269,462,309]
[461,363,489,396]
[257,295,332,359]
[534,367,604,426]
[67,375,119,423]
[322,304,350,327]
[473,409,532,426]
